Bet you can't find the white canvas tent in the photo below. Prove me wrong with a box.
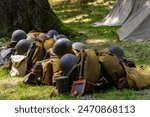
[92,0,150,41]
[117,0,150,41]
[92,0,133,27]
[92,0,148,27]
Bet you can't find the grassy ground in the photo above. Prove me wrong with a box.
[0,0,150,100]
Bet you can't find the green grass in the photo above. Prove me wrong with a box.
[0,0,150,100]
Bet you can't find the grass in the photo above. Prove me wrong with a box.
[0,0,150,100]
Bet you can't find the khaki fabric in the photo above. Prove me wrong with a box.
[31,41,45,65]
[33,56,61,85]
[10,55,27,77]
[50,56,61,84]
[83,49,101,83]
[83,49,101,91]
[26,32,41,42]
[43,38,55,51]
[98,52,126,88]
[41,59,53,85]
[124,66,150,89]
[27,41,45,72]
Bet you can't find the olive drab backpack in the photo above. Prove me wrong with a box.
[42,38,55,51]
[27,41,45,72]
[31,59,52,85]
[31,55,61,85]
[83,49,101,85]
[10,55,27,77]
[70,49,101,92]
[123,65,150,89]
[98,50,128,88]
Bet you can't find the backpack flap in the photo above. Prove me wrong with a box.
[10,55,27,77]
[124,65,150,89]
[41,59,53,85]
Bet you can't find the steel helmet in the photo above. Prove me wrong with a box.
[11,29,27,43]
[59,54,80,75]
[47,30,59,38]
[108,45,124,57]
[72,42,86,51]
[15,39,31,55]
[51,38,73,57]
[54,34,68,41]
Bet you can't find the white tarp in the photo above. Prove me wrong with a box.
[92,0,150,41]
[117,0,150,41]
[92,0,133,27]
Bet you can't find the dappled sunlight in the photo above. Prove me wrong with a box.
[85,38,109,44]
[88,0,115,8]
[55,8,78,13]
[0,77,22,89]
[63,14,91,23]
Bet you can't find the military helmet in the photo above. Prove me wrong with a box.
[51,38,73,57]
[37,33,49,41]
[108,45,124,57]
[59,54,80,75]
[11,29,27,43]
[72,42,86,51]
[15,39,31,55]
[47,30,59,38]
[54,34,68,41]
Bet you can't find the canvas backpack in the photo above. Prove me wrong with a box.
[68,49,101,92]
[123,65,150,89]
[98,50,128,88]
[27,41,45,72]
[10,55,27,77]
[32,55,61,85]
[83,49,101,84]
[42,38,55,51]
[0,48,14,66]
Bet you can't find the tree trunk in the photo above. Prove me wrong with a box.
[0,0,75,38]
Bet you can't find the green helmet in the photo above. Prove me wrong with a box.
[47,30,59,38]
[51,38,73,57]
[72,42,86,51]
[54,34,68,41]
[37,33,49,41]
[15,39,31,55]
[108,45,124,57]
[59,54,79,75]
[11,29,27,43]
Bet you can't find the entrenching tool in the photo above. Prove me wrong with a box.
[71,50,86,97]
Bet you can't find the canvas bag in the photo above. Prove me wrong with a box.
[27,41,45,72]
[83,49,101,84]
[123,65,150,89]
[50,56,61,84]
[98,51,127,88]
[32,56,61,85]
[10,55,27,77]
[41,59,53,85]
[0,48,14,66]
[42,38,55,51]
[68,49,101,92]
